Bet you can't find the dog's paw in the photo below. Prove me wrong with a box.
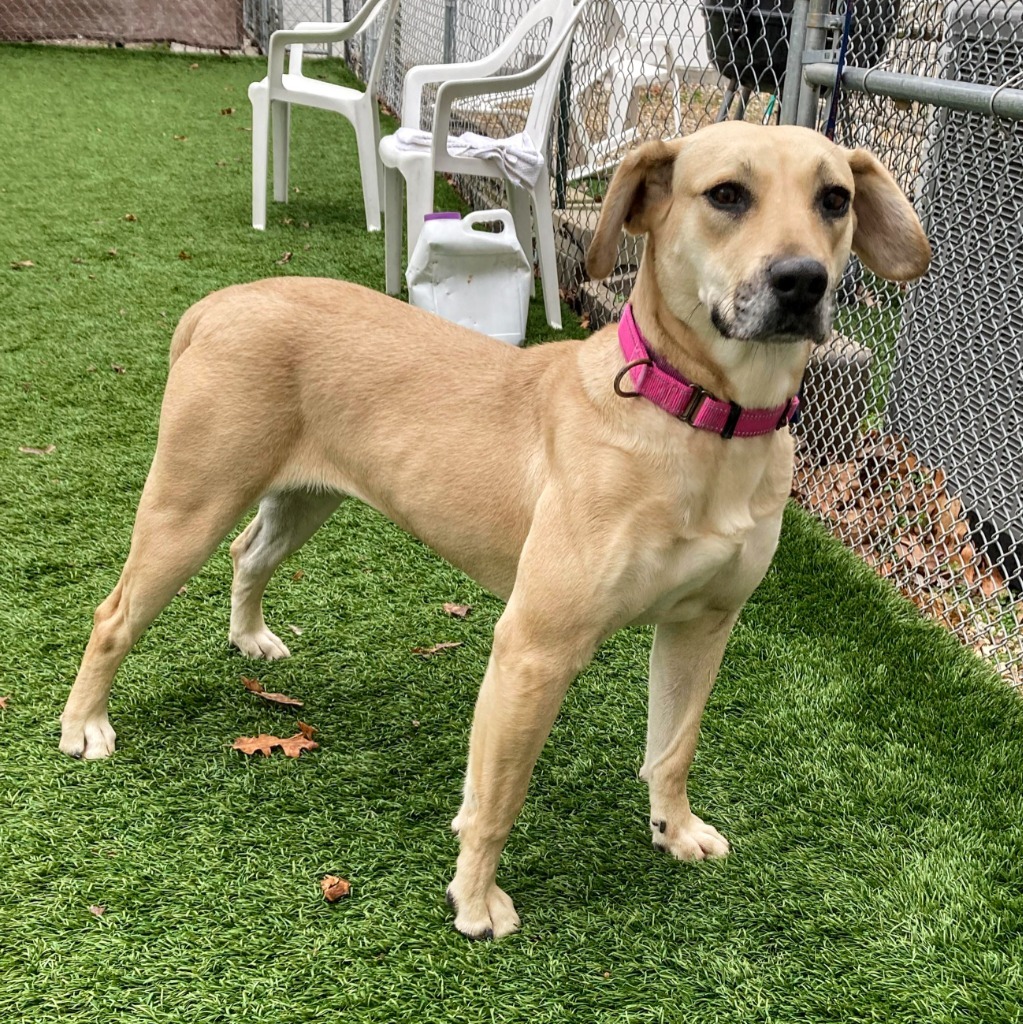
[446,883,521,940]
[229,628,291,660]
[59,715,117,760]
[651,813,730,861]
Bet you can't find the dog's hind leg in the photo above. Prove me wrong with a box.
[60,467,260,760]
[228,489,343,659]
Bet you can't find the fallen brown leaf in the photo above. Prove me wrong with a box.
[411,641,462,658]
[232,734,280,756]
[111,364,126,374]
[241,676,303,708]
[124,213,137,222]
[220,107,236,115]
[189,62,199,70]
[10,260,34,269]
[296,721,317,739]
[288,624,303,635]
[278,733,319,757]
[0,696,9,709]
[178,250,192,260]
[320,875,351,902]
[443,602,471,619]
[291,570,304,581]
[276,251,293,265]
[88,905,106,917]
[232,731,318,758]
[173,134,188,141]
[18,445,55,456]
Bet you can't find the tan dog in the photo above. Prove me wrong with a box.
[61,122,929,940]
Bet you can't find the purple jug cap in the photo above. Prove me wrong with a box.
[424,211,461,221]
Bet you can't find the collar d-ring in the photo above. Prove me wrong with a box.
[613,357,654,398]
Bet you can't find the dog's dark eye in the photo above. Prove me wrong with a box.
[820,186,851,218]
[705,182,750,214]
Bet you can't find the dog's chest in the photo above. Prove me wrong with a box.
[633,446,789,624]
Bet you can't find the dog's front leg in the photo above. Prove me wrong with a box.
[447,603,596,940]
[446,506,617,939]
[640,613,738,861]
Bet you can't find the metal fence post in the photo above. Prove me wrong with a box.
[780,0,811,125]
[555,47,572,210]
[795,0,831,128]
[443,0,457,63]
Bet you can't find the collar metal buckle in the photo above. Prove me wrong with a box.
[679,385,708,424]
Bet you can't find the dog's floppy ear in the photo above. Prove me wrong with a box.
[846,148,931,281]
[586,139,680,281]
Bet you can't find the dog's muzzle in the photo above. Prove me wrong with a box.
[713,257,833,343]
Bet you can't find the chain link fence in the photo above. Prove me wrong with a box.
[3,0,1021,684]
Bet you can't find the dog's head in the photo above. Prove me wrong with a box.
[587,122,930,346]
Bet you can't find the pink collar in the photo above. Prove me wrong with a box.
[615,304,799,439]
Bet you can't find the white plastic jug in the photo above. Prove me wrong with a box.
[406,210,532,345]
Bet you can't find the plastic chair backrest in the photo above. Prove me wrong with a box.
[280,0,399,98]
[512,0,592,149]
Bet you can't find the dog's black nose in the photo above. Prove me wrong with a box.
[768,258,829,314]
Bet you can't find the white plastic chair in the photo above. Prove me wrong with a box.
[248,0,399,232]
[568,0,680,181]
[379,0,592,330]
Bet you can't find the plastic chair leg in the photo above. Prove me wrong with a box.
[271,100,290,204]
[404,167,435,261]
[355,105,383,232]
[384,165,403,296]
[507,185,536,298]
[249,85,269,231]
[531,177,562,331]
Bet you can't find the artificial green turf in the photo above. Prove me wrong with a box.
[2,43,1022,1024]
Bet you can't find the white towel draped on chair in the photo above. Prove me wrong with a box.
[393,127,545,190]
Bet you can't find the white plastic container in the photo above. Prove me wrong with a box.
[406,209,532,345]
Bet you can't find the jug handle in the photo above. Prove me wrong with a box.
[462,208,516,235]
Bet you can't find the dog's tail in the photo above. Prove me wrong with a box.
[169,298,207,367]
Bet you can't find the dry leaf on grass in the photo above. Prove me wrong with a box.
[241,677,304,708]
[88,905,106,917]
[296,721,317,739]
[278,733,319,757]
[232,732,319,758]
[0,696,10,710]
[443,603,471,618]
[411,641,462,658]
[10,260,34,269]
[276,251,293,265]
[220,107,235,115]
[288,624,303,636]
[124,213,137,222]
[320,875,351,901]
[18,445,55,456]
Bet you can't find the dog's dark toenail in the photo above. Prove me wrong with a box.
[653,842,668,854]
[445,888,457,911]
[658,820,667,834]
[70,749,84,760]
[468,928,494,942]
